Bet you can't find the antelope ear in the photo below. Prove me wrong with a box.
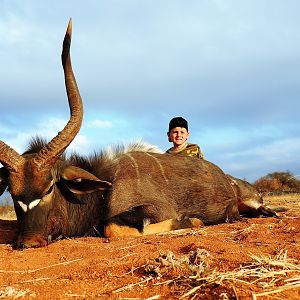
[0,167,8,196]
[61,166,112,194]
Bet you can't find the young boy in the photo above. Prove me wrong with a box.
[166,117,204,159]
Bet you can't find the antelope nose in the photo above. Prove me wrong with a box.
[14,234,48,249]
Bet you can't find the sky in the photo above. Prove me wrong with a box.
[0,0,299,183]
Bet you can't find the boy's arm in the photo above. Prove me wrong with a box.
[197,146,204,159]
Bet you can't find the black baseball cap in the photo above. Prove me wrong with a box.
[168,117,188,132]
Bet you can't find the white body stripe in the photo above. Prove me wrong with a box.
[145,152,169,183]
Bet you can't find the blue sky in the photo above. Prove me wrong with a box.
[0,0,299,182]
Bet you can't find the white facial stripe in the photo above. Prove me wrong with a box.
[18,201,28,213]
[18,199,41,213]
[28,199,41,210]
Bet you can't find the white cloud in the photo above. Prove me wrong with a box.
[86,119,113,129]
[248,138,300,163]
[0,117,78,153]
[67,134,90,154]
[0,114,94,162]
[36,117,66,135]
[215,137,300,182]
[0,13,31,44]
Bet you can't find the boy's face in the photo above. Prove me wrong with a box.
[167,127,190,147]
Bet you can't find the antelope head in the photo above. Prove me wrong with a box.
[0,20,110,248]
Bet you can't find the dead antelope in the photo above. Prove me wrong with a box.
[0,20,276,249]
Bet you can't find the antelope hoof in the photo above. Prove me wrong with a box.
[173,217,204,230]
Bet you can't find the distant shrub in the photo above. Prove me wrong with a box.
[254,171,300,194]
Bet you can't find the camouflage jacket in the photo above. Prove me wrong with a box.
[166,143,204,159]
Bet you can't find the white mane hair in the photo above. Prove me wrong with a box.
[104,139,163,161]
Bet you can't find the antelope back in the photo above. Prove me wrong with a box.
[107,152,240,225]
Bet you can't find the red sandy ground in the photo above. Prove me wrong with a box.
[0,195,299,299]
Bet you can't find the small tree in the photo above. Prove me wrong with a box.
[254,178,281,193]
[254,171,300,193]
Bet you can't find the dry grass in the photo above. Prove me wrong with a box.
[117,249,300,299]
[0,205,16,220]
[264,193,300,214]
